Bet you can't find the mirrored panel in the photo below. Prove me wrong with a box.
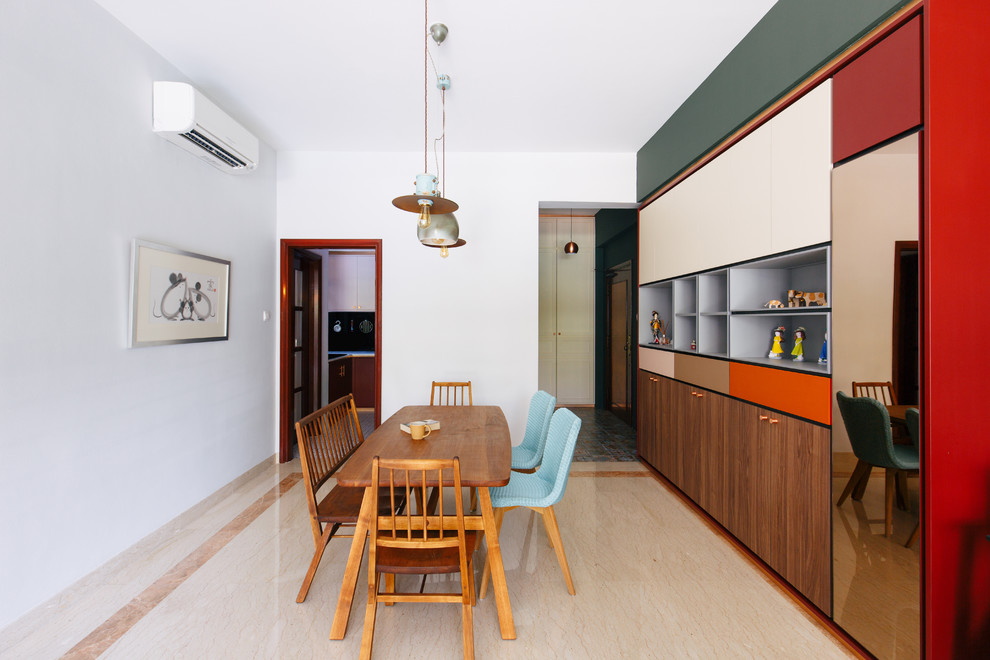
[831,132,921,658]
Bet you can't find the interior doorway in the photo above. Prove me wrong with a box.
[278,239,382,463]
[605,262,634,426]
[892,240,920,405]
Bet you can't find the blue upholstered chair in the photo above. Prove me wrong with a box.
[479,407,582,597]
[511,390,556,472]
[835,391,920,538]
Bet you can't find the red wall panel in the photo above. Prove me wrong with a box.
[833,15,923,163]
[925,2,990,657]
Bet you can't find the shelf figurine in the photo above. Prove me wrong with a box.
[650,311,661,344]
[690,339,697,351]
[764,299,784,309]
[791,326,806,362]
[819,332,828,365]
[768,325,786,359]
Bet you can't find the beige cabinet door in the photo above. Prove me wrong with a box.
[538,221,557,395]
[538,217,595,404]
[771,80,832,253]
[355,254,376,310]
[325,254,355,311]
[652,122,772,280]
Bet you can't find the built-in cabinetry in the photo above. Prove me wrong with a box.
[329,355,375,408]
[640,245,831,376]
[538,216,595,405]
[640,81,831,284]
[637,370,831,614]
[326,253,375,311]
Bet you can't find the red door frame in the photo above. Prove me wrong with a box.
[278,239,383,463]
[924,2,990,657]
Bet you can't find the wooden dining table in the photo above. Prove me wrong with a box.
[328,404,516,640]
[885,404,915,423]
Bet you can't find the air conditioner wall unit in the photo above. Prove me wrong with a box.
[153,81,259,174]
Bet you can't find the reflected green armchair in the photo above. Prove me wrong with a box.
[835,391,920,538]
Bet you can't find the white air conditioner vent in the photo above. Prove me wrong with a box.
[153,81,259,174]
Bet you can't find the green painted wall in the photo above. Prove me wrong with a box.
[636,0,914,202]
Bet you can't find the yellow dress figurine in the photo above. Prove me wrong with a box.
[791,326,806,362]
[768,326,785,359]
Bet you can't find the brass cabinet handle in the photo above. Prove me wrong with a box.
[769,418,779,424]
[759,415,769,421]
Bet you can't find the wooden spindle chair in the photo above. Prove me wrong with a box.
[851,381,898,405]
[430,381,473,406]
[360,457,477,660]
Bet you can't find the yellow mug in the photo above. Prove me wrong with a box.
[409,423,431,440]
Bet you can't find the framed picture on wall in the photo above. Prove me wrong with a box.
[129,240,230,347]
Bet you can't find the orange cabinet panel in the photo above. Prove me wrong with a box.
[729,362,831,424]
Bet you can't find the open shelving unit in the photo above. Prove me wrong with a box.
[639,244,830,374]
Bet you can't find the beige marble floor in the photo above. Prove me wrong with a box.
[1,459,856,659]
[832,470,921,660]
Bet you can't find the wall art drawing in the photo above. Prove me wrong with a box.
[130,240,230,347]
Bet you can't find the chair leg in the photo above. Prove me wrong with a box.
[359,572,380,660]
[469,487,478,513]
[851,462,872,501]
[905,522,920,548]
[885,468,895,537]
[296,523,339,603]
[467,558,476,607]
[478,507,505,600]
[539,505,575,595]
[461,582,475,660]
[895,470,909,510]
[384,573,395,607]
[837,460,871,507]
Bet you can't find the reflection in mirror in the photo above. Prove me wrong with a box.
[831,132,921,659]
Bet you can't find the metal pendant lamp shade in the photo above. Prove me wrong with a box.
[418,212,466,258]
[563,214,579,254]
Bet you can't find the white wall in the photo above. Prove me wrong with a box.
[0,0,277,628]
[278,151,635,441]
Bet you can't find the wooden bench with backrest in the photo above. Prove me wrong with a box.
[295,394,403,602]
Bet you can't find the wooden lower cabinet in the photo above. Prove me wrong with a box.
[352,356,375,408]
[638,369,831,615]
[637,370,661,467]
[329,357,351,402]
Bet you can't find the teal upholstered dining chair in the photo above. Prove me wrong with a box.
[835,391,920,538]
[479,407,582,597]
[510,390,556,472]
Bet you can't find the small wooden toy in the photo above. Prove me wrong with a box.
[788,289,827,307]
[819,332,828,365]
[764,299,784,309]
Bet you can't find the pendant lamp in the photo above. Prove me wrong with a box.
[563,210,579,254]
[392,1,465,257]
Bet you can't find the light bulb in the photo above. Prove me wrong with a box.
[441,245,449,258]
[418,204,431,228]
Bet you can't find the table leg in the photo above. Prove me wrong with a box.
[478,486,516,640]
[330,486,373,640]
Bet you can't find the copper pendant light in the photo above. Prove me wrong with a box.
[563,210,579,254]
